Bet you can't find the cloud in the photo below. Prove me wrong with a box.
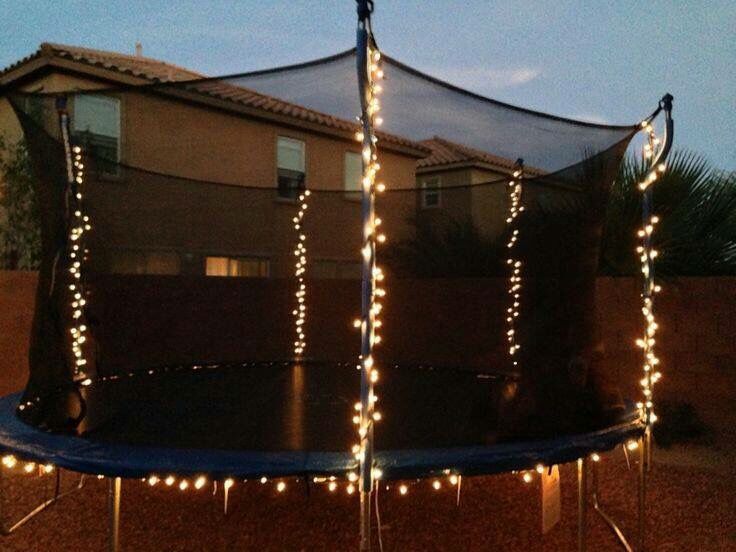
[430,66,541,91]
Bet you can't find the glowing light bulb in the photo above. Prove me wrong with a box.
[399,485,408,495]
[2,455,17,468]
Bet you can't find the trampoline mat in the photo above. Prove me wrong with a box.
[1,362,644,479]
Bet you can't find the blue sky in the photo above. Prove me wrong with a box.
[1,0,733,169]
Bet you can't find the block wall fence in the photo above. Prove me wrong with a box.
[1,271,733,437]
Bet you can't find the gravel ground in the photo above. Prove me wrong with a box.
[1,446,734,551]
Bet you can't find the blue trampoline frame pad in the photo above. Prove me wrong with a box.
[0,393,645,480]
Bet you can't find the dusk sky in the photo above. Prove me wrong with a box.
[1,0,734,169]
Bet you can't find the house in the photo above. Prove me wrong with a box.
[415,137,543,242]
[0,44,539,278]
[0,43,427,278]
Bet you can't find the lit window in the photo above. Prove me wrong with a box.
[421,177,441,208]
[344,151,362,199]
[72,94,120,175]
[109,251,180,275]
[206,256,269,278]
[277,137,305,199]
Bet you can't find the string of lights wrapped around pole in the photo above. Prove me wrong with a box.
[293,190,310,358]
[57,96,93,387]
[505,160,525,367]
[634,94,673,470]
[355,1,386,550]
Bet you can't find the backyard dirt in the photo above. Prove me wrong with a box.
[0,447,734,551]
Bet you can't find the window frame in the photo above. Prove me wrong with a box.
[72,94,122,175]
[276,136,306,200]
[343,150,363,200]
[420,176,442,209]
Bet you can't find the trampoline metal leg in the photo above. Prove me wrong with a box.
[360,488,371,552]
[638,437,646,552]
[577,457,587,552]
[0,468,86,536]
[108,477,121,552]
[592,460,633,552]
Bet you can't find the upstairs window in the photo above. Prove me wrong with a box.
[206,256,270,278]
[344,151,363,200]
[73,94,120,175]
[421,177,442,208]
[277,137,305,199]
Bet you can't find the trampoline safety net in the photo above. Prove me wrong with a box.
[3,49,648,458]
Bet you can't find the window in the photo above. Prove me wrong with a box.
[277,137,305,199]
[73,94,120,175]
[24,94,46,126]
[109,251,180,275]
[421,177,441,208]
[206,256,269,278]
[344,151,363,200]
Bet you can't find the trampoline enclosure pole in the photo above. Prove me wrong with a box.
[356,1,377,550]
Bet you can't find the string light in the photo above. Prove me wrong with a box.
[636,121,665,430]
[2,455,17,469]
[353,40,386,495]
[505,164,525,367]
[56,104,94,387]
[292,190,311,358]
[65,144,92,382]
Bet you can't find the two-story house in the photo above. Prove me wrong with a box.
[0,43,428,278]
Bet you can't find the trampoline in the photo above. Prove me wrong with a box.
[0,2,674,551]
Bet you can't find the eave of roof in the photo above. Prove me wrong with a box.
[417,136,543,176]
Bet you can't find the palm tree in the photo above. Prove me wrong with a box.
[601,150,736,276]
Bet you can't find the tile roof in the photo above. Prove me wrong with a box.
[418,136,542,175]
[1,43,427,155]
[1,43,203,82]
